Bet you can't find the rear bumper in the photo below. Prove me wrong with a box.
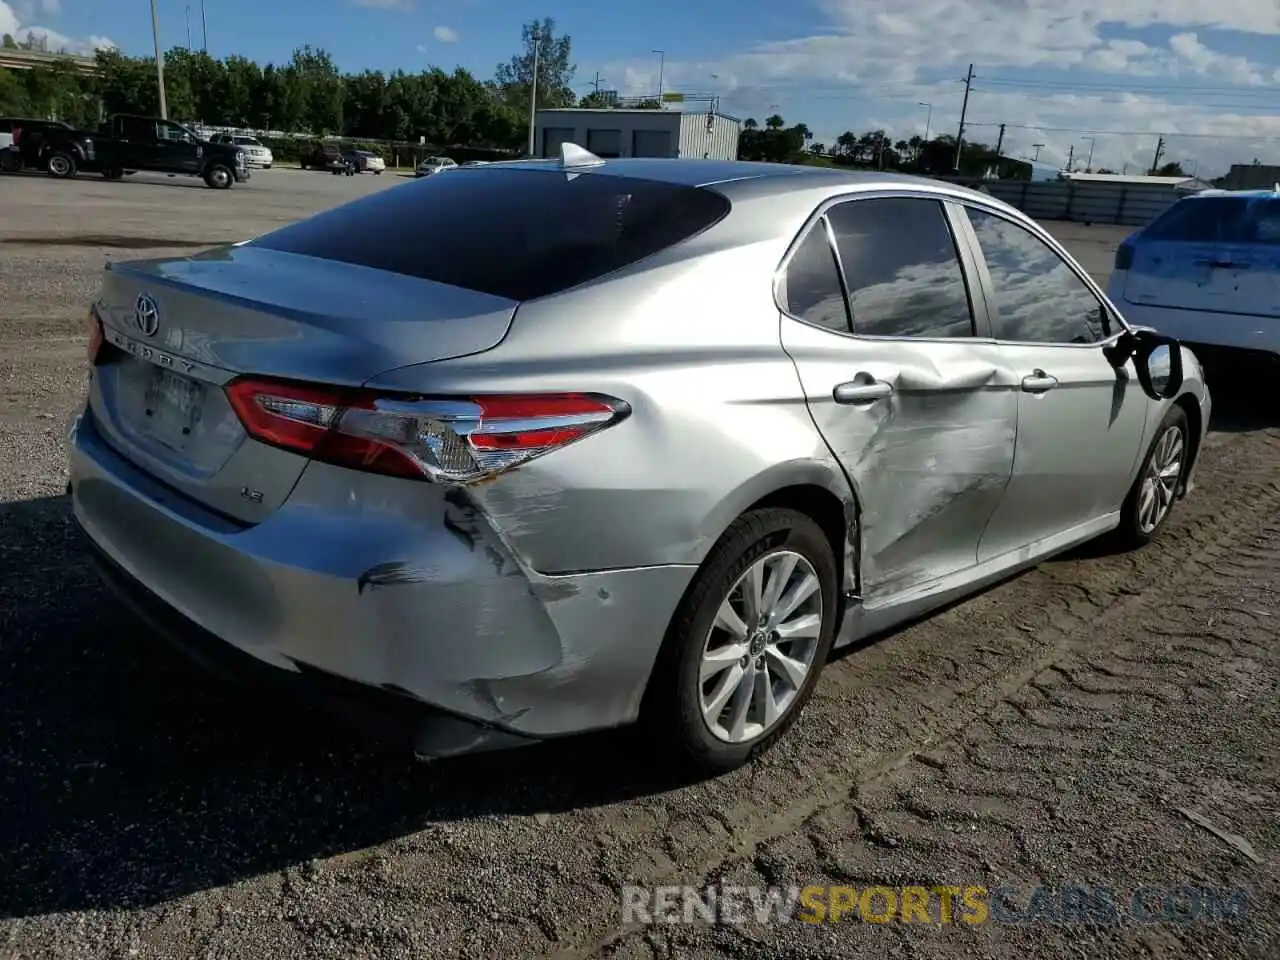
[1111,288,1280,358]
[67,407,693,745]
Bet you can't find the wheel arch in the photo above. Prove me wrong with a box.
[693,460,862,605]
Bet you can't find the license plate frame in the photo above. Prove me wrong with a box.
[144,368,203,447]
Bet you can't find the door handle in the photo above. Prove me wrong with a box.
[833,379,893,404]
[1021,370,1059,393]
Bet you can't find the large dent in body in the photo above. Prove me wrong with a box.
[783,325,1018,597]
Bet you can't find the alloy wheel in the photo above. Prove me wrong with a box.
[699,549,824,744]
[1138,423,1184,533]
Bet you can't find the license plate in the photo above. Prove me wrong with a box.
[145,369,202,445]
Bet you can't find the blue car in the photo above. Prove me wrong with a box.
[1108,188,1280,367]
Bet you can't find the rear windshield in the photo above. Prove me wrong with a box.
[1146,195,1280,245]
[234,137,260,145]
[251,168,731,301]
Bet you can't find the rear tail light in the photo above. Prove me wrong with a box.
[1114,242,1134,271]
[87,306,104,366]
[224,377,630,483]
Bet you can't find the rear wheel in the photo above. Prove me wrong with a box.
[46,151,76,178]
[102,164,125,180]
[1115,405,1189,547]
[204,163,233,189]
[644,508,839,776]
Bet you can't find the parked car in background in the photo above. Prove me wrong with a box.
[415,155,457,177]
[299,140,343,171]
[342,149,385,174]
[458,160,490,168]
[1108,188,1280,371]
[0,117,74,172]
[68,149,1208,776]
[211,133,273,168]
[35,114,249,188]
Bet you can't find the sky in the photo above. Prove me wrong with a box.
[4,1,1280,178]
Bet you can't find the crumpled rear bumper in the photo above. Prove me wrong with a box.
[68,408,695,751]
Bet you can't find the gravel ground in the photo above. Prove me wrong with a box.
[0,171,1276,960]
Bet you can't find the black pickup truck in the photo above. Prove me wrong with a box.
[35,114,249,188]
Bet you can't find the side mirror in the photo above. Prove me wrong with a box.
[1105,328,1183,400]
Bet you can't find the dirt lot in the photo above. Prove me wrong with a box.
[0,171,1276,960]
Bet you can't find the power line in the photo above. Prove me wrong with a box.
[963,120,1280,140]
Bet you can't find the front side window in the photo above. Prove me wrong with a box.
[782,220,850,334]
[966,207,1108,344]
[825,197,975,338]
[155,121,192,143]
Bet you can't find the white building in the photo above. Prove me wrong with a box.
[532,108,742,161]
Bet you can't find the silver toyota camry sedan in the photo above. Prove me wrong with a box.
[67,146,1210,775]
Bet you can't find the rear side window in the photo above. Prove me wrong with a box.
[783,220,850,334]
[252,169,732,301]
[825,197,975,338]
[1146,196,1280,245]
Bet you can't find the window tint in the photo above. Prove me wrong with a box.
[1146,196,1280,245]
[252,169,731,302]
[966,208,1107,344]
[825,198,974,338]
[783,221,850,333]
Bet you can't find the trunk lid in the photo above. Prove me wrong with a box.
[89,245,516,524]
[1123,240,1280,319]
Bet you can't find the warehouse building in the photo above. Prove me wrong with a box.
[532,108,742,161]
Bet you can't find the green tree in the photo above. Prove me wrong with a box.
[494,18,576,113]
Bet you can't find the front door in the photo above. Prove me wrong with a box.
[152,120,202,173]
[779,194,1018,598]
[956,204,1150,562]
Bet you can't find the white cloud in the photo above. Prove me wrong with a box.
[433,25,458,44]
[589,0,1280,179]
[0,1,114,54]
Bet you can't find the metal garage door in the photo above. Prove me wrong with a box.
[586,128,622,158]
[632,129,672,158]
[541,127,575,157]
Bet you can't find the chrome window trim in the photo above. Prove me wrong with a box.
[773,185,990,345]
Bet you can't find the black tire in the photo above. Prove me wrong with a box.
[102,164,125,180]
[643,507,839,777]
[45,150,76,178]
[203,163,233,189]
[1114,404,1190,548]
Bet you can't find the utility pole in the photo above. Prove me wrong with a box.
[150,0,167,120]
[994,122,1005,158]
[1066,143,1074,172]
[1032,143,1044,161]
[200,0,208,51]
[1149,135,1165,175]
[652,49,665,104]
[526,27,540,157]
[953,63,974,171]
[186,5,192,51]
[591,72,605,94]
[1083,136,1095,172]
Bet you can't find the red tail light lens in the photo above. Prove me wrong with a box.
[87,307,104,365]
[224,376,629,482]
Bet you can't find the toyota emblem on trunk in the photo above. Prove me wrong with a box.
[134,294,160,337]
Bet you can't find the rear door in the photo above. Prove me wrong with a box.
[956,204,1150,561]
[1123,195,1280,320]
[779,193,1018,597]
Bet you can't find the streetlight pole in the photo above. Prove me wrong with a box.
[200,0,208,51]
[150,0,168,120]
[1082,136,1096,172]
[526,27,540,157]
[652,49,665,105]
[918,102,931,143]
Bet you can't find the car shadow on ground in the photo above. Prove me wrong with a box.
[0,494,692,919]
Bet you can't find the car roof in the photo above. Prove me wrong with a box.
[1178,187,1280,200]
[474,156,1009,207]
